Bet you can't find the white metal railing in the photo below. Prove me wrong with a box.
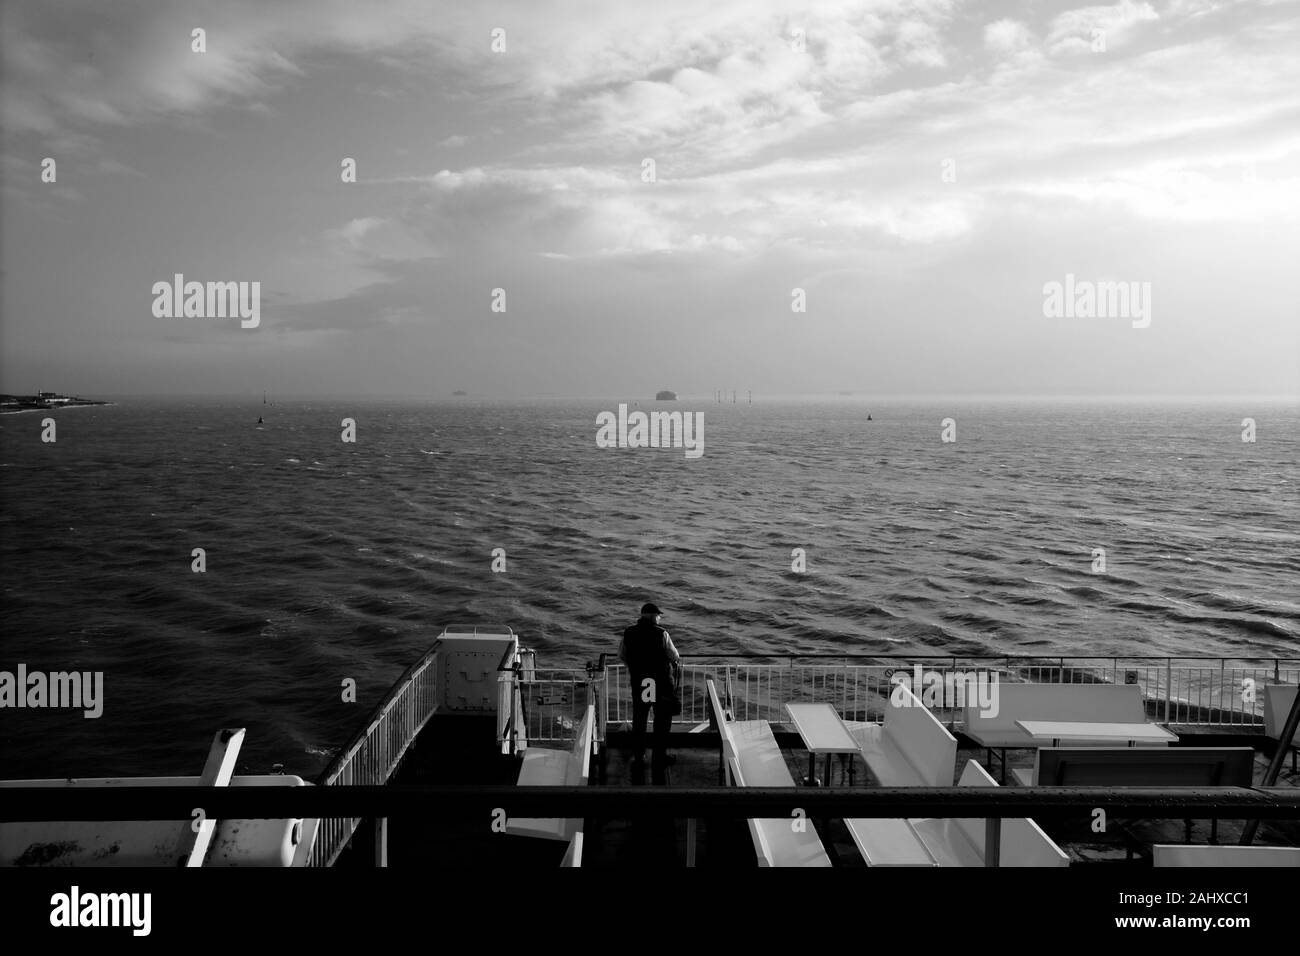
[310,652,441,867]
[308,650,1296,865]
[512,667,605,747]
[603,658,1300,731]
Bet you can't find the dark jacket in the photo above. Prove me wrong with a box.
[619,619,680,696]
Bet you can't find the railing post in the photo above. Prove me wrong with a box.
[984,818,1001,867]
[374,816,388,867]
[1219,658,1225,722]
[1170,658,1180,723]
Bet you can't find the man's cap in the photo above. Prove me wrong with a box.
[640,603,663,616]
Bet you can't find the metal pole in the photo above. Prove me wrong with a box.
[985,817,1001,867]
[374,816,388,867]
[1170,658,1180,723]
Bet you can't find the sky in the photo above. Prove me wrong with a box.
[1,0,1297,400]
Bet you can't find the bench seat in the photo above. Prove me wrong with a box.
[1154,845,1300,867]
[843,687,957,867]
[908,761,1069,867]
[729,719,798,785]
[706,679,832,867]
[845,817,937,866]
[505,704,594,845]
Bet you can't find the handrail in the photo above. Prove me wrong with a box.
[311,640,444,866]
[316,642,442,786]
[602,660,1298,730]
[4,784,1298,821]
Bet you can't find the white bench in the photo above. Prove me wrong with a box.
[964,683,1165,782]
[1153,844,1300,867]
[908,760,1069,867]
[842,684,957,866]
[1012,746,1256,788]
[705,679,832,867]
[1263,684,1299,773]
[505,703,594,847]
[1012,746,1256,848]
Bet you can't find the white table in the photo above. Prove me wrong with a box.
[1015,720,1179,747]
[786,703,859,786]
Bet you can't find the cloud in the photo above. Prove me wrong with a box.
[984,19,1035,55]
[1001,160,1300,223]
[1047,1,1160,55]
[327,217,386,249]
[0,0,962,169]
[391,158,980,260]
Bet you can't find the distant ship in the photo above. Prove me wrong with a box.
[453,390,467,396]
[655,390,677,401]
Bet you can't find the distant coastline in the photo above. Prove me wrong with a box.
[0,393,113,414]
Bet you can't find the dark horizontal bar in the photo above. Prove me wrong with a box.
[4,786,1299,822]
[666,655,1299,663]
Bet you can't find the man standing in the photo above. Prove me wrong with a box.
[619,603,681,766]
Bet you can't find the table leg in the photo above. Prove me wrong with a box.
[808,751,817,786]
[824,753,832,786]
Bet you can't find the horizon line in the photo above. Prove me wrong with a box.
[22,392,1299,404]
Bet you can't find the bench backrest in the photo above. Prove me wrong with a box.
[705,678,741,782]
[1154,844,1300,867]
[884,684,958,786]
[1263,684,1299,745]
[1032,747,1255,787]
[566,704,595,787]
[560,831,583,867]
[963,683,1146,735]
[952,761,1069,866]
[706,677,728,732]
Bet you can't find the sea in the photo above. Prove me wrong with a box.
[1,398,1297,779]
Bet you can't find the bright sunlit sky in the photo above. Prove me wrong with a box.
[2,0,1297,399]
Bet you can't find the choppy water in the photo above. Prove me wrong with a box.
[1,398,1297,778]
